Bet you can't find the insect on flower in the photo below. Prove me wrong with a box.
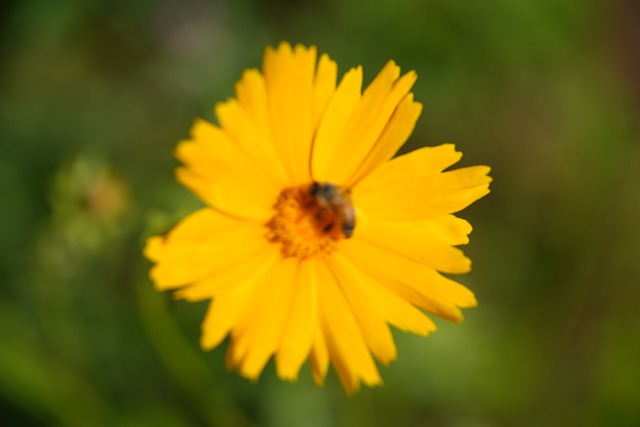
[308,182,356,238]
[144,42,491,393]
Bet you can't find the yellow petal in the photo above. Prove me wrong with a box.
[143,236,165,263]
[330,62,417,184]
[356,214,472,246]
[347,93,423,187]
[174,244,276,302]
[355,161,492,220]
[341,238,477,323]
[311,66,363,183]
[327,345,363,394]
[329,252,435,337]
[311,61,418,185]
[144,209,264,289]
[177,118,271,189]
[309,322,329,386]
[421,215,473,246]
[235,69,272,144]
[227,257,299,380]
[174,119,279,221]
[355,144,463,194]
[326,254,397,364]
[216,98,289,187]
[312,258,382,392]
[356,217,472,274]
[263,42,317,185]
[313,53,338,131]
[199,249,280,350]
[176,168,270,223]
[276,260,318,380]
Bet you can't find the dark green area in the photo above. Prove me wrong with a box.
[1,0,639,425]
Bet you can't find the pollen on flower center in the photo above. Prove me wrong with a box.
[266,183,353,259]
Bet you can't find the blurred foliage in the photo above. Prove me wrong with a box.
[1,0,639,426]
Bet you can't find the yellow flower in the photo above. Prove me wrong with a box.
[144,42,491,393]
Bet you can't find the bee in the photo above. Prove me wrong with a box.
[309,182,356,238]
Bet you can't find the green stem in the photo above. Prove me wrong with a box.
[135,275,254,427]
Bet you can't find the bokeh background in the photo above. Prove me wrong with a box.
[2,0,639,425]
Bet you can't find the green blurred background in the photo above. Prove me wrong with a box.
[2,0,639,425]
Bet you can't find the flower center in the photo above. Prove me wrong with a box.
[266,182,355,259]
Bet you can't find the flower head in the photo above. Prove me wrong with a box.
[144,42,491,393]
